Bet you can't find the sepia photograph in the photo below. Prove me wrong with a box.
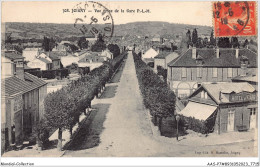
[1,0,259,166]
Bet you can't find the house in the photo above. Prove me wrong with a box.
[167,47,257,98]
[101,49,113,59]
[48,52,64,70]
[52,41,72,52]
[86,36,98,47]
[154,51,179,73]
[22,48,42,62]
[142,48,159,60]
[78,52,106,71]
[60,54,79,68]
[1,52,47,152]
[37,52,52,63]
[179,83,257,134]
[232,73,258,90]
[27,57,52,71]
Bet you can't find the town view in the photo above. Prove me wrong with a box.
[1,1,258,159]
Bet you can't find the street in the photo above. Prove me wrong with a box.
[64,51,257,157]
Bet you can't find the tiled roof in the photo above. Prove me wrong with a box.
[48,51,67,60]
[154,51,171,59]
[2,72,47,97]
[3,51,24,60]
[38,57,52,64]
[168,48,257,68]
[232,74,258,83]
[202,82,256,104]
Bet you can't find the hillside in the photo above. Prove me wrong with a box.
[4,22,213,40]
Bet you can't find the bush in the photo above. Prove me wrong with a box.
[27,69,69,79]
[179,115,208,134]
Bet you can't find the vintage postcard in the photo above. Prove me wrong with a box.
[1,0,259,166]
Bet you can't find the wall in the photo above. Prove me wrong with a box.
[2,57,13,78]
[38,85,47,120]
[27,59,47,70]
[154,58,165,72]
[168,67,257,97]
[23,89,39,136]
[214,102,257,133]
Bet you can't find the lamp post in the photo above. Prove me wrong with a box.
[176,114,180,141]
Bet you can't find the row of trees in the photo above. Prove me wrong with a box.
[43,52,126,151]
[182,29,251,49]
[134,52,176,134]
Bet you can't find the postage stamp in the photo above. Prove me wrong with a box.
[213,1,257,37]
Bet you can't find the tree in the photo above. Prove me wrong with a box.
[243,39,249,48]
[217,37,231,48]
[231,37,240,48]
[44,90,73,151]
[192,29,198,46]
[107,44,120,58]
[210,30,216,46]
[186,29,192,47]
[91,33,106,52]
[77,37,89,50]
[42,36,56,51]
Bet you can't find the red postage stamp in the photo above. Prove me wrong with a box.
[213,1,257,37]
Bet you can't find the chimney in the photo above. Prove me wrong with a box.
[240,55,249,76]
[235,48,239,58]
[216,47,220,58]
[171,42,174,52]
[192,47,196,59]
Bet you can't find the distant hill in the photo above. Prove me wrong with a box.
[4,22,213,40]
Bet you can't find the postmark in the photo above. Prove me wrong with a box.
[72,1,114,39]
[213,1,256,37]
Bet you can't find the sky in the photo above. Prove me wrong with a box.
[2,1,213,26]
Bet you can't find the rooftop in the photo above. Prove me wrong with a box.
[202,82,256,104]
[2,72,47,97]
[168,48,257,68]
[3,51,24,60]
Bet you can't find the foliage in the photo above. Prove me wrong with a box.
[91,34,106,52]
[210,30,216,46]
[44,51,126,149]
[192,29,198,47]
[231,37,240,48]
[157,66,167,82]
[243,39,249,48]
[179,115,216,134]
[77,37,89,50]
[133,52,175,119]
[107,44,120,58]
[32,119,49,147]
[217,37,231,48]
[42,36,56,51]
[27,69,69,79]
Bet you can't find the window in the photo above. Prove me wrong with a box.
[204,92,208,99]
[197,68,202,78]
[181,68,187,78]
[212,68,217,78]
[228,68,233,78]
[201,90,205,98]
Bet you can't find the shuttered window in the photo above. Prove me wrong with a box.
[228,68,233,78]
[181,68,187,78]
[212,68,218,78]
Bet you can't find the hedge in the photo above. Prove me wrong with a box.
[179,114,217,134]
[133,51,176,131]
[28,69,69,79]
